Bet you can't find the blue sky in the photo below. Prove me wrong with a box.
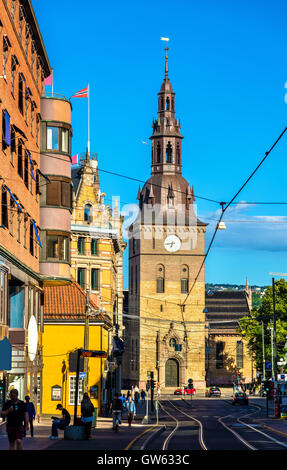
[34,0,287,287]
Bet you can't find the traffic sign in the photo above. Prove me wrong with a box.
[80,350,107,358]
[265,362,272,370]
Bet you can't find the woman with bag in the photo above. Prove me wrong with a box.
[81,393,95,439]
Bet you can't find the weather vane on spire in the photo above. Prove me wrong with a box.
[160,37,170,76]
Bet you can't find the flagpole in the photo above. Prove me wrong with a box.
[88,83,90,154]
[52,68,54,96]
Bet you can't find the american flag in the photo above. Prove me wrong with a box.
[71,86,89,98]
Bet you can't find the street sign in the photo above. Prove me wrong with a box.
[79,372,87,379]
[265,362,272,370]
[80,350,107,358]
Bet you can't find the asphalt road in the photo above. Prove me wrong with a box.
[130,396,287,451]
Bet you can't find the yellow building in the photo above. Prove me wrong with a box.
[40,280,112,417]
[70,152,126,336]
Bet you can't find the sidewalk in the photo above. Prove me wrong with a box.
[248,397,287,438]
[0,400,154,451]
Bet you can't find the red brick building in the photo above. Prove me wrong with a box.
[0,0,50,400]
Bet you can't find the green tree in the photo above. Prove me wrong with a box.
[240,279,287,373]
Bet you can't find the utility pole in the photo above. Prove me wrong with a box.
[262,321,266,381]
[84,289,90,392]
[272,278,278,382]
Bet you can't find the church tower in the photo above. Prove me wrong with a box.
[123,53,207,391]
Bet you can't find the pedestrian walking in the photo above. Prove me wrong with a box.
[140,389,146,403]
[49,404,71,439]
[1,389,29,450]
[125,396,136,427]
[81,392,95,440]
[110,393,123,430]
[24,396,36,437]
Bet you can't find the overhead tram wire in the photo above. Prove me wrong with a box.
[181,126,287,311]
[15,143,287,206]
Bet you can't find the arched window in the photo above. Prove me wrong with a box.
[176,143,181,165]
[166,142,172,163]
[181,265,189,293]
[169,338,176,348]
[157,142,161,163]
[84,204,92,223]
[171,97,175,111]
[161,97,164,111]
[166,96,170,110]
[156,264,165,293]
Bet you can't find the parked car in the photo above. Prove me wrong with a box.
[205,386,221,398]
[174,387,196,396]
[232,392,248,405]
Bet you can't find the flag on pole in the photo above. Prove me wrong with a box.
[160,37,170,41]
[71,86,89,98]
[44,71,53,86]
[71,153,78,165]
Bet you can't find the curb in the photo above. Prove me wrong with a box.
[251,418,287,438]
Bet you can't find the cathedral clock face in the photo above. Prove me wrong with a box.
[164,235,181,252]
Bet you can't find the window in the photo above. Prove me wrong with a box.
[62,128,69,153]
[1,187,8,229]
[2,109,10,150]
[156,265,165,293]
[166,142,172,163]
[29,221,34,255]
[36,115,40,146]
[2,36,9,77]
[17,139,23,177]
[9,198,14,235]
[181,278,189,293]
[18,74,24,114]
[46,126,70,152]
[77,268,85,289]
[157,277,165,293]
[24,151,29,188]
[24,90,29,123]
[10,127,16,163]
[216,342,224,369]
[84,204,92,223]
[17,209,21,242]
[170,338,176,348]
[166,96,170,110]
[11,0,16,22]
[19,7,24,39]
[11,56,17,95]
[46,232,70,262]
[78,237,84,254]
[91,239,98,255]
[69,376,84,406]
[157,143,161,163]
[47,126,59,150]
[181,266,189,293]
[23,215,28,248]
[91,268,99,290]
[176,143,181,165]
[236,341,243,369]
[46,179,71,208]
[30,103,34,135]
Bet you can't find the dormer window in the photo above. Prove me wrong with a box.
[84,204,92,223]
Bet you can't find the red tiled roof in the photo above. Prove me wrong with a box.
[44,279,110,325]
